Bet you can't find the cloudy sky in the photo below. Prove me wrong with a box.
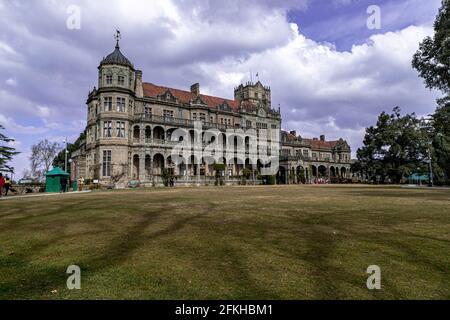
[0,0,443,177]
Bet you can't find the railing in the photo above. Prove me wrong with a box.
[280,155,351,164]
[132,138,182,146]
[133,114,247,131]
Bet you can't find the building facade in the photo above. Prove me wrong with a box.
[71,39,351,186]
[279,131,352,184]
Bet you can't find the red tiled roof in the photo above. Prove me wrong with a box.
[143,82,240,111]
[304,138,339,149]
[282,130,344,150]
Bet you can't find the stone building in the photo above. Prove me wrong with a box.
[71,39,282,187]
[279,131,352,184]
[71,37,352,187]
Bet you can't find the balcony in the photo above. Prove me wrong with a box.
[133,114,245,131]
[132,138,182,147]
[280,154,351,164]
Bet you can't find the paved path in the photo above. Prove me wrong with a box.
[0,190,92,201]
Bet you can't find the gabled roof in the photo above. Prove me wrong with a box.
[143,83,240,111]
[281,131,349,151]
[303,138,340,149]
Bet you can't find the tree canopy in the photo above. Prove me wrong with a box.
[353,107,429,183]
[412,0,450,184]
[412,0,450,94]
[0,125,19,173]
[52,131,86,175]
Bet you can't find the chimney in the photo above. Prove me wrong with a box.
[290,130,297,137]
[320,135,325,142]
[191,83,200,97]
[135,70,143,98]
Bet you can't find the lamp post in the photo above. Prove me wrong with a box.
[64,137,68,172]
[428,142,434,187]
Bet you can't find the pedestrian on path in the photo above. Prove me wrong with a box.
[0,173,5,198]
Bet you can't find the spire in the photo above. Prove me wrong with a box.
[99,30,134,69]
[114,30,121,49]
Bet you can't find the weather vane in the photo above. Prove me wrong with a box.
[114,30,121,47]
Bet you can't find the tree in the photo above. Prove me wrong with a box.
[354,107,429,184]
[30,139,61,181]
[52,131,86,174]
[0,125,19,173]
[431,98,450,183]
[412,0,450,94]
[413,0,450,184]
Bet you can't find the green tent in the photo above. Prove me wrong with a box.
[45,167,70,193]
[408,173,430,185]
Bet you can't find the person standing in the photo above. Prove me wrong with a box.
[3,176,11,196]
[78,177,84,192]
[0,173,4,197]
[60,176,68,193]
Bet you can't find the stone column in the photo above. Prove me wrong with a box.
[139,153,146,181]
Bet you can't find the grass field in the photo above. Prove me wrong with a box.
[0,185,449,300]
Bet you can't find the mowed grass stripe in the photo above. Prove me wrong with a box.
[0,185,449,299]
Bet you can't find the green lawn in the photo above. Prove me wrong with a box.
[0,185,449,300]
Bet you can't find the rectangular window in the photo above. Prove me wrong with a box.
[193,113,197,121]
[271,124,277,129]
[256,122,268,129]
[103,121,112,137]
[303,150,309,157]
[227,119,231,125]
[106,75,113,85]
[144,106,152,116]
[102,150,112,177]
[200,113,206,122]
[246,120,252,128]
[210,116,214,123]
[164,110,174,118]
[118,75,125,86]
[116,121,125,138]
[104,97,112,111]
[117,97,126,112]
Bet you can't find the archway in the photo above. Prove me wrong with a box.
[278,166,287,185]
[153,153,165,175]
[133,155,140,179]
[145,126,151,143]
[330,166,336,178]
[311,165,318,178]
[318,165,327,178]
[145,155,151,178]
[133,126,140,141]
[153,126,165,142]
[296,166,305,184]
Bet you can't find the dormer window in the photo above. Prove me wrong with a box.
[106,74,113,85]
[118,75,125,86]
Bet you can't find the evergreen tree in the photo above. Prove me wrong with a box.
[0,125,19,173]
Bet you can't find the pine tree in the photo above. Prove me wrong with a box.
[0,125,19,172]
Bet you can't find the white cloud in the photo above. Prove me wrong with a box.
[0,0,442,173]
